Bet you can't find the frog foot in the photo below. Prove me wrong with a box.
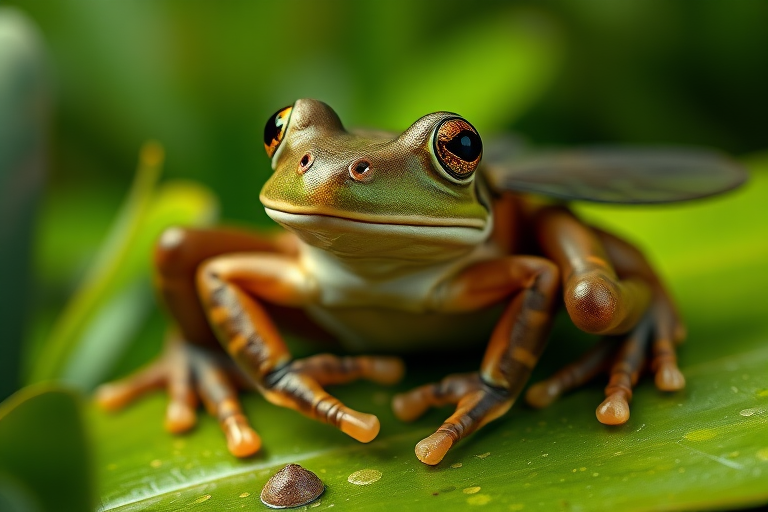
[95,333,262,458]
[260,354,405,443]
[525,307,686,424]
[392,372,513,465]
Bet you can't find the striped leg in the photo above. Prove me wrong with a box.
[394,256,560,465]
[524,209,686,423]
[197,253,405,445]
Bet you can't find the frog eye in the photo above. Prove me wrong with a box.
[264,105,293,158]
[432,118,482,182]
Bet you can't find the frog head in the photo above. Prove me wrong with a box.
[260,99,492,262]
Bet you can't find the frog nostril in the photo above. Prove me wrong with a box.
[349,159,373,182]
[298,153,314,174]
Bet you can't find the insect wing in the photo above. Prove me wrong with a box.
[482,143,748,204]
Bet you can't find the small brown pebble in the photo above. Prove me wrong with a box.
[260,463,325,509]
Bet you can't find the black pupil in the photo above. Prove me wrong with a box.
[446,130,482,162]
[301,154,310,166]
[263,106,290,147]
[355,161,369,174]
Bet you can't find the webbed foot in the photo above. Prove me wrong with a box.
[261,354,404,443]
[95,332,261,457]
[526,304,686,425]
[392,372,513,465]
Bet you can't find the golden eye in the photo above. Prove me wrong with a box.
[432,118,482,181]
[264,105,293,158]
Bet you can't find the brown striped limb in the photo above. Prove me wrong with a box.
[394,256,560,465]
[95,331,261,457]
[197,254,404,445]
[524,211,686,423]
[595,228,686,393]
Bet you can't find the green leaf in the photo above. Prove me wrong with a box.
[370,6,562,132]
[27,144,219,388]
[0,386,93,512]
[91,156,768,511]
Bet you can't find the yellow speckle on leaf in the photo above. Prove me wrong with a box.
[757,389,768,397]
[684,429,717,442]
[592,473,599,477]
[463,486,481,494]
[239,492,250,498]
[347,469,382,485]
[451,463,463,468]
[757,448,768,461]
[475,452,491,459]
[150,459,162,468]
[467,494,492,505]
[579,467,586,472]
[194,494,211,504]
[509,505,525,511]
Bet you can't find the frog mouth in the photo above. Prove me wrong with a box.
[263,204,487,230]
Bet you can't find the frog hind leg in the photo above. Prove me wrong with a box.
[96,226,296,457]
[524,207,686,423]
[393,255,560,465]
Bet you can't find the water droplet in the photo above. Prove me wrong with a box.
[579,467,587,472]
[463,486,481,494]
[450,463,463,469]
[592,473,599,477]
[467,494,492,505]
[740,407,765,417]
[194,495,211,504]
[239,492,250,498]
[347,469,382,485]
[683,429,717,441]
[475,452,491,459]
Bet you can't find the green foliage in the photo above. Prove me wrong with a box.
[2,1,767,510]
[27,144,218,389]
[93,157,768,511]
[0,386,93,512]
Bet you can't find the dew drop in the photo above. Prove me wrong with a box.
[683,429,717,441]
[347,469,382,485]
[194,495,211,504]
[467,494,492,505]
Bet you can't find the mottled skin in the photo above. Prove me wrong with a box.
[97,99,687,465]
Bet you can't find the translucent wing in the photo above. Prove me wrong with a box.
[481,139,748,204]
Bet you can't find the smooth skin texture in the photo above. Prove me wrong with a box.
[97,99,733,466]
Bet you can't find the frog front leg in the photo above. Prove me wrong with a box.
[196,253,404,444]
[525,206,686,423]
[393,256,560,465]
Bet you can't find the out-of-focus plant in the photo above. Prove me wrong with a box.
[27,143,218,390]
[0,7,48,402]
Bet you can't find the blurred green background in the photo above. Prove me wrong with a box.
[1,1,767,511]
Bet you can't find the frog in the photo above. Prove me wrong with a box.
[96,99,746,465]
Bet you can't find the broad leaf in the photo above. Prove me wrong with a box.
[0,386,93,512]
[92,157,768,511]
